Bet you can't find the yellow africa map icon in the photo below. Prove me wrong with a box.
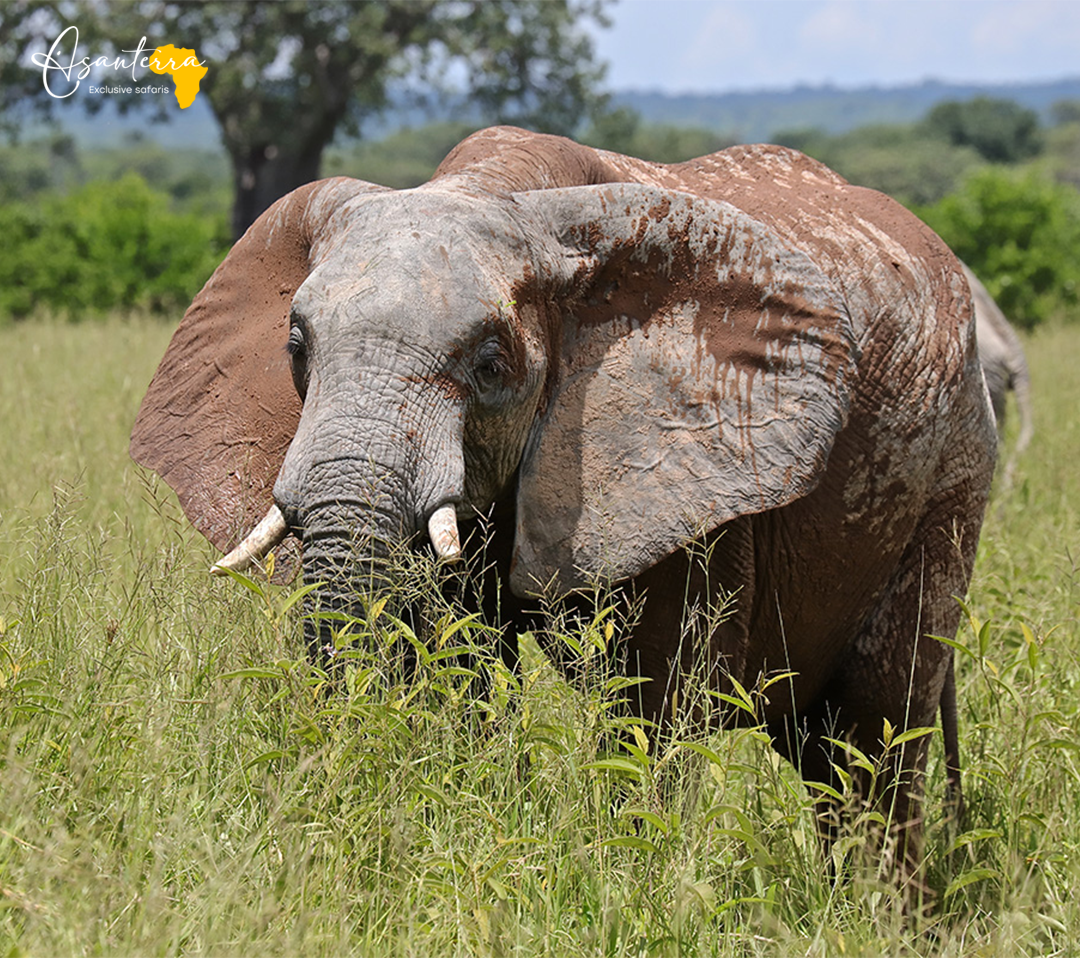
[148,44,208,109]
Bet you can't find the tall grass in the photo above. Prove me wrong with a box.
[0,317,1077,956]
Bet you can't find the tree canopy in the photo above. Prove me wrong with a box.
[923,96,1043,165]
[3,0,610,236]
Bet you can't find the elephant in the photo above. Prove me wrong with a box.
[131,126,997,880]
[962,264,1034,486]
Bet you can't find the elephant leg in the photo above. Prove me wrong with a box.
[621,518,756,733]
[470,511,527,675]
[940,653,963,820]
[818,480,984,885]
[768,702,849,858]
[431,509,531,705]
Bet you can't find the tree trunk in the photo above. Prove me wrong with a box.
[229,141,327,240]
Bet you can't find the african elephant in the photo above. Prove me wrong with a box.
[131,126,996,878]
[962,264,1034,485]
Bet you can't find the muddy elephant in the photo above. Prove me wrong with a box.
[131,126,996,877]
[962,264,1034,485]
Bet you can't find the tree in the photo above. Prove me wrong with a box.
[923,96,1043,165]
[3,1,609,237]
[916,167,1080,329]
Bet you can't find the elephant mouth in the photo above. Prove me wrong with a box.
[208,500,470,670]
[209,501,463,577]
[297,514,479,673]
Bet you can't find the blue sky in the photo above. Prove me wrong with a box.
[593,0,1080,93]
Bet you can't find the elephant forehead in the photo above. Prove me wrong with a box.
[301,201,535,326]
[314,190,534,268]
[294,248,524,345]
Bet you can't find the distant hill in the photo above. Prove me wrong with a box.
[614,77,1080,143]
[39,75,1080,152]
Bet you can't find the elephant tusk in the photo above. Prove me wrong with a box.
[428,504,462,562]
[210,504,289,576]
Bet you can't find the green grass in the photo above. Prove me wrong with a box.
[0,317,1078,956]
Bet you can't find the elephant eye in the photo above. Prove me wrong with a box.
[286,324,309,400]
[473,341,509,394]
[286,325,307,357]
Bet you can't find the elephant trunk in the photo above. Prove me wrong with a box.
[272,382,468,663]
[215,485,462,662]
[298,497,408,662]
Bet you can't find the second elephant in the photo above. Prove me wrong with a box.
[963,264,1034,483]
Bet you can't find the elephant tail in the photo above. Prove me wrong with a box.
[941,654,965,826]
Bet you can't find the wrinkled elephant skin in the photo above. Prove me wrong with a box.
[131,126,997,881]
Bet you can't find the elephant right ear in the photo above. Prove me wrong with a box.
[130,177,389,554]
[511,184,858,594]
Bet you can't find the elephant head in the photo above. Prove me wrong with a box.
[131,128,854,651]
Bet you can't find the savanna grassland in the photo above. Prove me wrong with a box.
[0,316,1077,957]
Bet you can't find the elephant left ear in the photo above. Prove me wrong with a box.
[130,177,388,555]
[510,183,857,594]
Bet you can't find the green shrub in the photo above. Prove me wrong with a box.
[0,172,227,322]
[916,167,1080,328]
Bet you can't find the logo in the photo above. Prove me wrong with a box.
[31,25,208,109]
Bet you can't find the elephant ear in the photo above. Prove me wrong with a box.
[130,177,389,554]
[510,183,857,594]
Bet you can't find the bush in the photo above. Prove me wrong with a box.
[0,172,227,321]
[915,167,1080,329]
